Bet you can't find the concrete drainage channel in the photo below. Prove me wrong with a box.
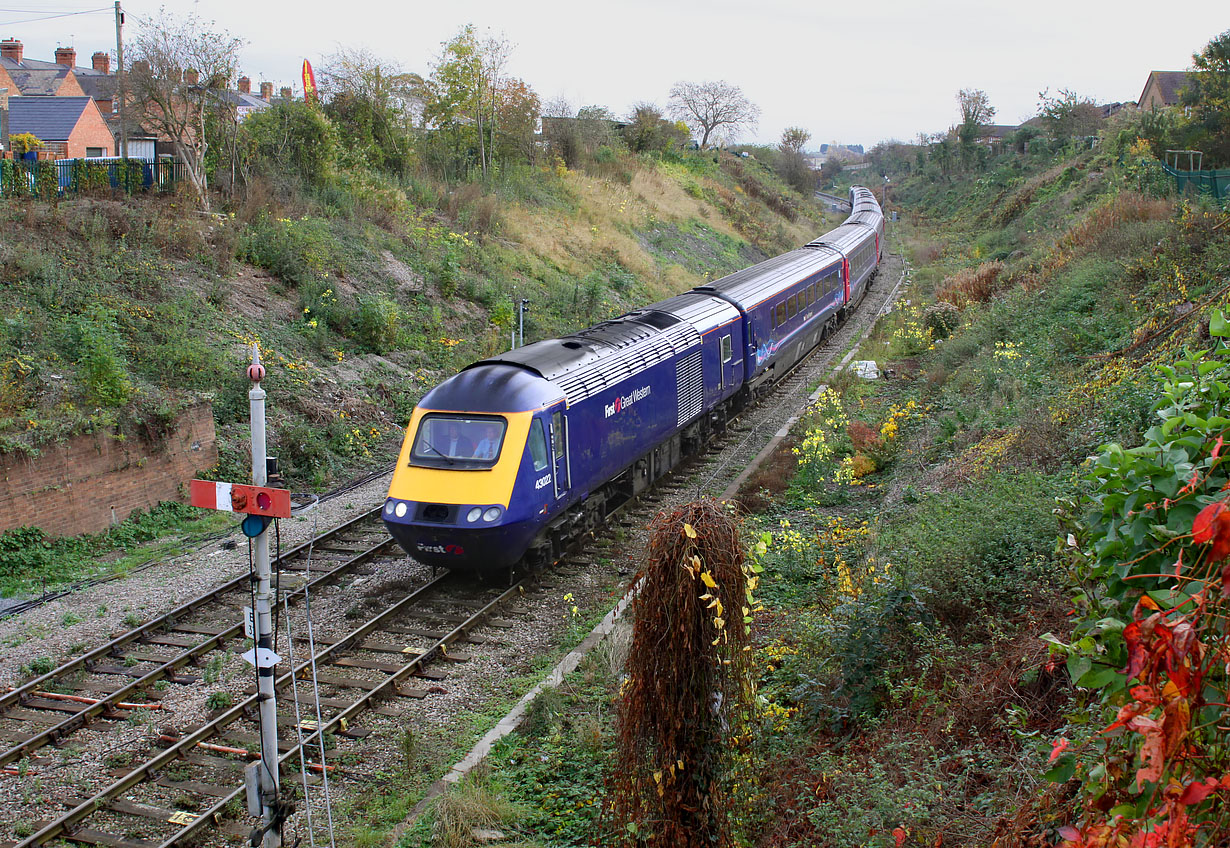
[394,255,912,836]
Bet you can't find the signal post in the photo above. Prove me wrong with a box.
[190,345,290,848]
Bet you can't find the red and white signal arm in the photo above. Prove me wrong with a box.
[190,480,292,519]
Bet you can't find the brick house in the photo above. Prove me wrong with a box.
[0,40,100,100]
[9,96,113,158]
[1139,71,1192,110]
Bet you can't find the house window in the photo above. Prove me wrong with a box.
[86,147,105,158]
[720,334,732,364]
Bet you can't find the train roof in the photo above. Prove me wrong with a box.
[470,316,701,406]
[806,222,878,254]
[624,291,741,336]
[418,362,565,414]
[695,247,843,309]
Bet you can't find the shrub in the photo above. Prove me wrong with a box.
[237,215,339,288]
[923,301,960,340]
[877,471,1061,623]
[354,295,402,353]
[936,261,1005,308]
[74,307,132,408]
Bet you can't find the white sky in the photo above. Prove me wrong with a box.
[10,0,1228,148]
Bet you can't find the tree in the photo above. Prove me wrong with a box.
[127,9,244,209]
[1182,29,1230,165]
[956,88,995,168]
[423,25,529,179]
[668,80,760,149]
[318,46,420,176]
[777,126,813,192]
[1037,88,1103,140]
[493,77,540,164]
[624,102,689,154]
[239,100,339,187]
[957,88,995,128]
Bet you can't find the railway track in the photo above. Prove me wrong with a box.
[7,560,536,848]
[0,509,393,770]
[0,250,908,847]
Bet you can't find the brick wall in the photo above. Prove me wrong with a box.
[66,99,113,157]
[0,403,218,536]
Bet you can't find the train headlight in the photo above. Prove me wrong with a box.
[394,502,408,518]
[482,507,502,522]
[466,507,483,523]
[384,501,394,514]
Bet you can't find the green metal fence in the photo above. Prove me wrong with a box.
[0,158,184,199]
[1161,161,1229,201]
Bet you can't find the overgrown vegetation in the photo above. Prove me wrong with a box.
[390,63,1230,846]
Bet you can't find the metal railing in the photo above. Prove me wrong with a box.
[0,157,185,198]
[1161,160,1228,201]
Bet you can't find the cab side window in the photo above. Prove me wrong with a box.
[528,419,549,472]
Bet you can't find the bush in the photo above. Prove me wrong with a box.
[237,215,339,288]
[876,471,1061,623]
[354,295,403,353]
[936,261,1005,308]
[74,307,132,408]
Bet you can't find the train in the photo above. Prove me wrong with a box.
[382,186,885,577]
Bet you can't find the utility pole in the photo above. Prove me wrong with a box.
[247,346,282,848]
[114,1,127,159]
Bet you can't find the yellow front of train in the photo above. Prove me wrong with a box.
[383,363,564,574]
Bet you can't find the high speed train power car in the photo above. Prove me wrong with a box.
[383,186,884,576]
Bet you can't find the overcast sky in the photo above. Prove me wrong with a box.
[10,0,1227,148]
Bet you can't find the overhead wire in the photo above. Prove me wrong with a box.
[0,6,109,25]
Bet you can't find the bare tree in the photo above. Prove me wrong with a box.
[127,8,244,210]
[668,80,760,149]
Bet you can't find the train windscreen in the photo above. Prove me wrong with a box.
[410,414,507,469]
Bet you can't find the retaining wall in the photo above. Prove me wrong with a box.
[0,403,217,536]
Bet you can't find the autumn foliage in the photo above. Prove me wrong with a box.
[1060,315,1230,847]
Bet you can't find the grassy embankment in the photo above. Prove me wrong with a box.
[0,150,830,596]
[382,142,1229,847]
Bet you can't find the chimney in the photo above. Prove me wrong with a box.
[55,46,76,67]
[131,59,150,76]
[259,81,273,101]
[92,51,110,74]
[237,75,251,94]
[184,68,199,86]
[279,86,291,100]
[0,39,22,63]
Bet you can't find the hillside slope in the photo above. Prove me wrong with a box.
[0,151,831,495]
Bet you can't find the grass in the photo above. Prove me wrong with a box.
[0,502,232,598]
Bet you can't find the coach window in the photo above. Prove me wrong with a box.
[788,295,797,319]
[770,306,777,329]
[809,284,816,305]
[528,419,549,472]
[776,302,787,326]
[721,334,732,363]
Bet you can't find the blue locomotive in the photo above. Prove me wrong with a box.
[383,186,884,576]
